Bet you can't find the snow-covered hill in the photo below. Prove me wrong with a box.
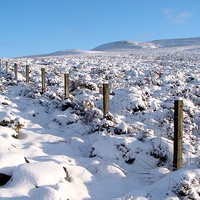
[152,37,200,48]
[0,41,200,199]
[22,37,200,57]
[49,49,86,56]
[91,40,157,51]
[92,37,200,52]
[24,49,87,58]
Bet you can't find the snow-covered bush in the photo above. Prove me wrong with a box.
[150,137,173,167]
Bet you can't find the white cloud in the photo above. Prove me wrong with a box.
[162,8,192,25]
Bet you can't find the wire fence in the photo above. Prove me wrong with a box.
[0,61,200,168]
[111,88,200,166]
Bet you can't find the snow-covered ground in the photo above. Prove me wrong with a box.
[0,44,200,199]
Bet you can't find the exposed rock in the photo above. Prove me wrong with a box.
[0,173,12,186]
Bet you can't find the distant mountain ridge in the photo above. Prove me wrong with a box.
[24,49,86,58]
[91,40,157,51]
[152,37,200,48]
[22,37,200,57]
[48,49,86,56]
[91,37,200,52]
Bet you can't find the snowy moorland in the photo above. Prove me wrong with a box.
[0,42,200,199]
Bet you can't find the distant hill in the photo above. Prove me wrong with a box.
[23,49,103,58]
[22,37,200,57]
[91,37,200,52]
[152,37,200,48]
[91,40,157,51]
[23,49,87,58]
[48,49,86,56]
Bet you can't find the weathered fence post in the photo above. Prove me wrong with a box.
[173,100,183,170]
[14,63,18,81]
[41,68,46,93]
[103,83,109,117]
[64,73,69,99]
[26,65,29,83]
[6,61,9,73]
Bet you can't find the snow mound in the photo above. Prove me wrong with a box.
[0,161,68,199]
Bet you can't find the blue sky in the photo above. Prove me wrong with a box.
[0,0,199,58]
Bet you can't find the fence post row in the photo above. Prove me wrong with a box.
[173,100,183,170]
[1,64,186,171]
[64,74,69,99]
[26,65,29,83]
[41,68,46,94]
[103,83,109,117]
[14,63,18,81]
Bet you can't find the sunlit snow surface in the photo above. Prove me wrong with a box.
[0,45,200,199]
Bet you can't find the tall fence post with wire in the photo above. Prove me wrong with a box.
[14,63,18,81]
[103,83,109,117]
[26,65,29,83]
[6,61,9,74]
[64,73,69,99]
[173,99,183,170]
[41,68,46,94]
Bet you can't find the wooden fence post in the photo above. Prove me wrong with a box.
[173,100,183,170]
[103,83,109,117]
[14,63,18,81]
[41,68,46,93]
[6,61,9,74]
[26,65,29,83]
[64,74,69,99]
